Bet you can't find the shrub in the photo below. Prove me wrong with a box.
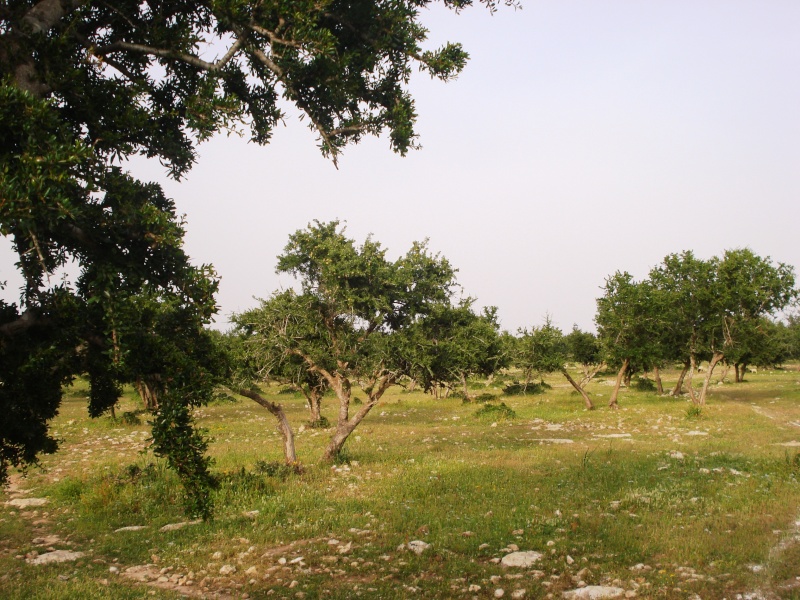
[502,381,548,396]
[308,416,330,429]
[633,377,656,392]
[474,402,517,420]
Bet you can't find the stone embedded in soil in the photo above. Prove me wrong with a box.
[219,564,237,575]
[26,550,84,565]
[562,586,625,599]
[115,525,148,533]
[501,551,543,568]
[7,498,48,508]
[160,519,202,532]
[407,540,431,555]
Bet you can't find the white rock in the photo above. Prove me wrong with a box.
[566,555,575,565]
[211,551,223,560]
[501,551,543,568]
[511,590,526,599]
[109,566,120,574]
[115,525,147,533]
[562,586,625,599]
[27,550,84,565]
[219,564,236,575]
[469,584,482,592]
[7,498,48,508]
[407,540,431,555]
[494,589,505,598]
[160,519,202,532]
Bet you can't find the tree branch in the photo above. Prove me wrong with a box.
[93,35,247,73]
[0,308,43,338]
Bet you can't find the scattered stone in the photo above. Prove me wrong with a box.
[160,519,202,532]
[219,564,236,575]
[337,542,352,555]
[566,555,575,565]
[109,566,120,574]
[501,551,543,568]
[211,551,223,560]
[512,529,524,536]
[511,590,526,599]
[594,434,631,439]
[685,431,708,436]
[115,525,148,533]
[462,531,475,537]
[469,584,482,592]
[494,588,505,598]
[531,439,575,444]
[669,451,684,460]
[562,586,625,599]
[7,498,48,508]
[242,510,260,519]
[32,535,62,545]
[27,550,84,565]
[407,540,431,555]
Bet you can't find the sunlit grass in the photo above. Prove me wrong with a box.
[2,365,800,598]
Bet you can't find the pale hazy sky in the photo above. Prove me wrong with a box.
[3,1,799,333]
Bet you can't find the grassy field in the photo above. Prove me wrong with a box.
[2,366,800,599]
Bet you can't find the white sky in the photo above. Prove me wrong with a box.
[3,1,799,333]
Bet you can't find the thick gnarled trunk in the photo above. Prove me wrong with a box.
[608,358,629,409]
[322,373,395,462]
[238,388,297,464]
[672,360,690,396]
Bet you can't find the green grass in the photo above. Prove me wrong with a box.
[2,365,800,598]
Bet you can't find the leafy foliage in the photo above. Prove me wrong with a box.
[1,0,504,512]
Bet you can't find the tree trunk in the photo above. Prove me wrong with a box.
[653,366,664,395]
[237,389,297,464]
[461,372,472,402]
[697,352,724,405]
[685,355,699,404]
[136,377,159,411]
[322,374,395,462]
[672,360,690,396]
[562,369,594,410]
[718,363,730,383]
[300,385,324,424]
[735,363,748,383]
[609,358,629,410]
[623,367,632,388]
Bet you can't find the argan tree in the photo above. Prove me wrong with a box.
[595,273,660,409]
[515,318,595,409]
[407,301,508,400]
[234,221,458,462]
